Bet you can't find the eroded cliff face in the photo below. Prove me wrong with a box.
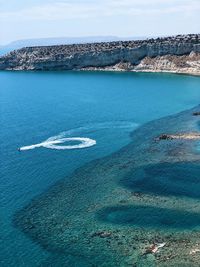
[134,52,200,75]
[0,34,200,74]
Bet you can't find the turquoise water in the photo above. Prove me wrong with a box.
[0,71,200,266]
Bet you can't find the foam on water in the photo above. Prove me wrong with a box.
[19,121,137,151]
[51,121,138,138]
[20,137,96,151]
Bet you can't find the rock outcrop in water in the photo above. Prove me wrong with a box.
[0,34,200,75]
[157,132,200,140]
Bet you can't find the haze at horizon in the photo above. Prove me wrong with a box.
[0,0,199,45]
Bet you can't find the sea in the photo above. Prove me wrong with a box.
[0,71,200,266]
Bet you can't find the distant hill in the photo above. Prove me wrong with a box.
[0,36,147,55]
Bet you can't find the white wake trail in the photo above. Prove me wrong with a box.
[19,121,138,152]
[20,143,44,151]
[19,138,96,151]
[44,137,96,150]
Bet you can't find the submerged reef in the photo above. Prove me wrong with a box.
[14,105,200,266]
[0,34,200,75]
[157,132,200,140]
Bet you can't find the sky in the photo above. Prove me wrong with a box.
[0,0,200,45]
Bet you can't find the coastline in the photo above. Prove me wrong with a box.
[1,68,200,77]
[80,68,200,77]
[1,34,199,74]
[80,53,200,76]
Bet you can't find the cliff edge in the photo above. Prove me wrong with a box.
[0,34,200,75]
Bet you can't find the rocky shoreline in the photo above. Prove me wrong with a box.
[0,34,200,75]
[81,52,200,76]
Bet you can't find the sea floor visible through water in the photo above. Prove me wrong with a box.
[1,71,200,267]
[14,105,200,267]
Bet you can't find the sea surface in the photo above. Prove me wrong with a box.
[0,71,200,266]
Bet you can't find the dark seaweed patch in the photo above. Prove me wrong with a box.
[98,205,200,229]
[120,162,200,199]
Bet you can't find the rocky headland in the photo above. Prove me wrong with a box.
[0,34,200,75]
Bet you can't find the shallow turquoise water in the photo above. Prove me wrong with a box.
[0,71,200,266]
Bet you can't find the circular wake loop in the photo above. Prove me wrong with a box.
[20,137,96,151]
[19,121,138,152]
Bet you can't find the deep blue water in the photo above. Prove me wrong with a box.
[0,71,200,266]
